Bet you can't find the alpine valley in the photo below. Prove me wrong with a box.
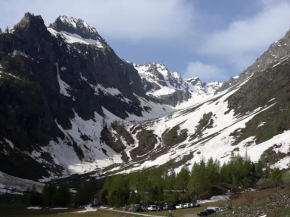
[0,13,289,190]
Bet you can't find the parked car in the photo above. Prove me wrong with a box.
[211,207,227,212]
[207,207,219,211]
[133,204,143,212]
[197,208,216,216]
[176,204,184,209]
[190,202,200,207]
[183,203,190,208]
[206,209,216,215]
[164,203,176,210]
[148,205,156,211]
[141,206,148,212]
[163,204,168,210]
[169,204,176,210]
[156,205,163,211]
[197,210,209,216]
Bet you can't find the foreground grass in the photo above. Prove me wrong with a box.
[212,186,290,217]
[0,208,142,217]
[0,202,228,217]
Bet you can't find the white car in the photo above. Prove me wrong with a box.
[176,204,184,209]
[190,202,200,207]
[183,203,190,208]
[147,205,156,211]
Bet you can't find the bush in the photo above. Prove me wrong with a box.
[269,168,282,182]
[257,178,276,188]
[282,172,290,184]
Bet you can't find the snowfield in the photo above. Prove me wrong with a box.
[0,171,44,194]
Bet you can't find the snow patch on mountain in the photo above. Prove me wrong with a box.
[0,71,21,80]
[126,95,175,121]
[59,15,97,35]
[37,110,124,179]
[11,50,29,58]
[56,63,74,99]
[48,28,104,48]
[0,171,44,194]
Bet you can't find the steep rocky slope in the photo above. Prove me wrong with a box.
[220,29,290,91]
[0,13,174,181]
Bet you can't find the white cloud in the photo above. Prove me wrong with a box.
[1,0,195,42]
[2,0,290,82]
[200,0,290,71]
[183,62,227,82]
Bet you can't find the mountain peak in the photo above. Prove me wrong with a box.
[14,12,46,33]
[49,15,100,40]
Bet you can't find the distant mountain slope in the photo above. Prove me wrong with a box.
[110,56,290,175]
[134,62,223,107]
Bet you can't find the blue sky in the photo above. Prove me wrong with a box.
[1,0,290,82]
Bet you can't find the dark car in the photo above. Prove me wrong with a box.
[206,209,216,214]
[168,204,176,210]
[132,204,143,212]
[156,205,163,211]
[197,209,216,216]
[164,204,176,210]
[197,211,209,216]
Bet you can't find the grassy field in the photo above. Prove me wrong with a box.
[0,200,228,217]
[0,206,213,217]
[0,208,143,217]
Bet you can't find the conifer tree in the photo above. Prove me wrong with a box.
[43,184,56,206]
[175,166,190,192]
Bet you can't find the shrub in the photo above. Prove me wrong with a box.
[257,178,276,188]
[269,168,282,182]
[282,172,290,184]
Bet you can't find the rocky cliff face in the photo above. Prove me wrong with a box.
[220,29,290,91]
[0,13,171,181]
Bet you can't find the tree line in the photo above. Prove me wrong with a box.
[0,27,10,34]
[30,181,100,207]
[30,154,289,207]
[101,154,284,207]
